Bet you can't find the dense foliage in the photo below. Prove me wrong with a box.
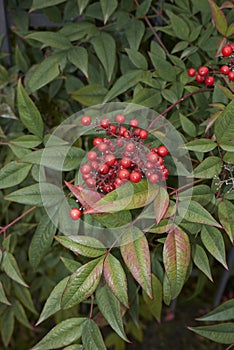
[0,0,233,349]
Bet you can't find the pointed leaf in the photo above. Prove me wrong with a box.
[125,48,148,70]
[201,226,227,269]
[0,161,32,189]
[68,47,89,78]
[92,32,116,82]
[11,135,42,148]
[0,281,11,305]
[65,181,103,210]
[63,346,83,350]
[178,200,222,227]
[82,319,106,350]
[12,299,33,329]
[100,0,118,23]
[96,284,128,341]
[13,283,38,314]
[185,139,217,152]
[32,318,86,350]
[17,80,44,138]
[218,199,234,243]
[77,0,90,14]
[143,274,162,322]
[215,100,234,142]
[193,156,222,179]
[27,32,72,50]
[197,299,234,321]
[189,323,234,344]
[154,186,169,224]
[31,0,66,10]
[163,227,190,299]
[193,245,213,281]
[125,19,145,50]
[120,227,152,298]
[71,84,108,106]
[55,235,106,258]
[0,308,14,347]
[60,257,81,273]
[104,254,128,308]
[208,0,228,35]
[61,256,104,309]
[2,252,28,287]
[167,10,190,40]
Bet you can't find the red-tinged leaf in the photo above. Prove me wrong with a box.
[120,226,152,298]
[218,200,234,243]
[65,181,103,210]
[61,256,104,309]
[154,186,169,224]
[220,1,234,9]
[143,274,162,322]
[163,227,190,299]
[208,0,228,35]
[104,254,129,308]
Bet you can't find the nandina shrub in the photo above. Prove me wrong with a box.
[0,0,234,349]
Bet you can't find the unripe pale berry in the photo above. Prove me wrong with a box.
[81,115,91,126]
[115,114,126,123]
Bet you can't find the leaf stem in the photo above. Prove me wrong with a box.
[0,206,36,235]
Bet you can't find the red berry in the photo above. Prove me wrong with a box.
[69,208,82,220]
[100,118,110,129]
[120,157,132,168]
[91,161,99,170]
[157,157,164,166]
[105,154,116,166]
[98,164,109,174]
[130,119,139,127]
[139,129,148,139]
[80,163,92,174]
[198,66,209,76]
[130,171,142,183]
[157,146,168,157]
[97,142,108,153]
[145,161,154,169]
[114,177,124,187]
[118,126,127,136]
[81,115,91,126]
[228,71,234,82]
[133,128,141,136]
[148,173,159,183]
[220,65,230,75]
[187,68,196,77]
[108,124,117,135]
[196,74,205,82]
[222,45,232,57]
[115,114,126,123]
[204,76,215,86]
[230,44,234,51]
[85,178,96,188]
[93,137,103,147]
[162,168,169,179]
[123,130,130,138]
[125,142,136,152]
[118,169,130,180]
[147,152,158,163]
[87,151,97,161]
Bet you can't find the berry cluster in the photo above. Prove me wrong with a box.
[187,43,234,84]
[80,114,169,194]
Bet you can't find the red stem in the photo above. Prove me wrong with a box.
[0,206,36,235]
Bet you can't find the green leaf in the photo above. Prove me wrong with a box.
[28,56,60,92]
[193,244,213,281]
[82,319,106,350]
[120,227,152,298]
[180,114,196,137]
[104,254,128,308]
[218,200,234,243]
[136,0,152,17]
[85,179,158,214]
[185,139,217,152]
[167,11,190,40]
[96,284,128,341]
[55,235,107,258]
[178,200,221,227]
[125,19,145,50]
[32,318,86,350]
[193,156,222,179]
[92,32,116,82]
[104,70,145,102]
[5,183,63,207]
[61,256,104,309]
[100,0,118,23]
[197,299,234,322]
[28,214,56,269]
[13,283,38,315]
[26,32,72,50]
[149,53,176,81]
[125,49,148,70]
[201,226,227,269]
[0,308,14,347]
[11,135,42,148]
[63,346,83,350]
[2,252,28,287]
[163,227,190,299]
[68,47,89,78]
[22,146,85,171]
[208,0,227,36]
[143,274,162,322]
[189,323,234,344]
[179,185,213,206]
[0,281,11,305]
[215,100,234,142]
[226,22,234,37]
[219,141,234,152]
[154,186,169,224]
[77,0,90,14]
[60,257,82,273]
[71,84,108,106]
[31,0,67,10]
[12,299,33,329]
[17,80,44,138]
[36,277,69,325]
[0,161,32,189]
